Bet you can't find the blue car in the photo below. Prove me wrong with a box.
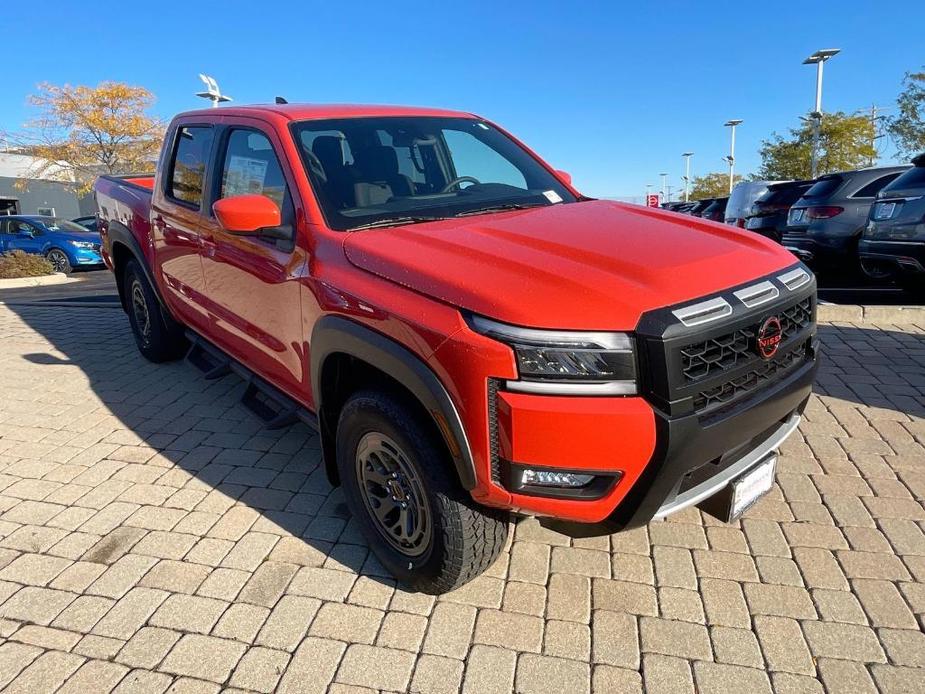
[0,215,104,273]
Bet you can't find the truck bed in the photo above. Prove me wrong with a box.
[95,174,156,272]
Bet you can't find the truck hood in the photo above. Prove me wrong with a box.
[343,200,797,330]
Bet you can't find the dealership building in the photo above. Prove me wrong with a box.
[0,153,93,218]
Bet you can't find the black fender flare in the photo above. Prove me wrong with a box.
[106,221,168,311]
[310,315,476,490]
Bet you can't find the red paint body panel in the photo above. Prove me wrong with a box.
[343,200,789,330]
[94,102,801,529]
[494,392,657,523]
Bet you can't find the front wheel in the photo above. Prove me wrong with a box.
[336,390,509,594]
[124,260,187,362]
[46,248,72,274]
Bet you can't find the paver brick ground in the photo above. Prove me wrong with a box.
[0,305,923,692]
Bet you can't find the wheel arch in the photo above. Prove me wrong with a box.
[311,315,476,491]
[106,221,168,315]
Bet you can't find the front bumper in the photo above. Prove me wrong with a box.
[73,248,104,265]
[538,345,816,535]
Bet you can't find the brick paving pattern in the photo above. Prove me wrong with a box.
[0,304,923,693]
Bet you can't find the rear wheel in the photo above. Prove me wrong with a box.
[336,390,509,594]
[124,260,186,362]
[46,248,72,274]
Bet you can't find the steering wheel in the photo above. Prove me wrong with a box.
[440,176,481,193]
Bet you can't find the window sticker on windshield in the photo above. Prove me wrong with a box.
[543,190,563,204]
[224,156,269,196]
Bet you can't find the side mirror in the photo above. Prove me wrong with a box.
[213,194,281,234]
[555,169,572,187]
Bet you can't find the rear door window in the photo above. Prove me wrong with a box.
[168,126,215,207]
[851,173,903,198]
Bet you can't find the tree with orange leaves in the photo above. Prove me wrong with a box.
[4,82,163,192]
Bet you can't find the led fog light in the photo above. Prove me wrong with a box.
[521,469,594,488]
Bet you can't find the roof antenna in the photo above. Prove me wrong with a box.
[196,74,232,108]
[275,96,288,104]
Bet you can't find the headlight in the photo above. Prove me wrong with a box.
[468,314,637,395]
[69,240,96,249]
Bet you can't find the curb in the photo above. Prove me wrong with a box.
[0,273,76,289]
[0,300,121,309]
[818,303,925,324]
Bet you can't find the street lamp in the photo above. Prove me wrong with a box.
[723,120,743,194]
[803,48,840,178]
[659,173,669,204]
[682,152,694,202]
[195,74,232,108]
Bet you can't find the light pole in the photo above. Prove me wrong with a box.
[659,173,668,204]
[195,74,232,108]
[802,48,840,178]
[682,152,694,202]
[723,120,742,194]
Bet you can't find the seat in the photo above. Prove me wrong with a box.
[312,136,354,209]
[351,145,415,207]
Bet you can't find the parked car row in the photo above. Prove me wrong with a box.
[662,157,922,290]
[0,215,103,273]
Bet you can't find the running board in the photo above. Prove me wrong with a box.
[185,339,231,379]
[184,331,318,431]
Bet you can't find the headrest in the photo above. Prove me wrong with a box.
[354,146,399,180]
[312,136,345,169]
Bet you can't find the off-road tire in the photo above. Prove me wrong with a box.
[336,390,509,594]
[124,260,187,362]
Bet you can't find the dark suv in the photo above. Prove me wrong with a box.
[745,180,813,243]
[859,153,925,291]
[699,197,728,222]
[782,166,908,272]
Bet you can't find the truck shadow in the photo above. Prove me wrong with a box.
[7,304,397,590]
[4,304,923,595]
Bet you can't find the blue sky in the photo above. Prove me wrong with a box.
[5,1,923,198]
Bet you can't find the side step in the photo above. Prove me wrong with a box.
[184,331,318,431]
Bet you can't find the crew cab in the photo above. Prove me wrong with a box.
[95,104,818,593]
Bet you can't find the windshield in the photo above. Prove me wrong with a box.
[291,116,578,230]
[37,218,91,233]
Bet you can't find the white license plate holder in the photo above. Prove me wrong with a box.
[698,454,778,523]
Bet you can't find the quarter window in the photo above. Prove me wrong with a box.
[852,173,903,198]
[169,126,214,206]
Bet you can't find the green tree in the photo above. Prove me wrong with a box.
[887,69,925,158]
[757,111,876,180]
[688,172,742,199]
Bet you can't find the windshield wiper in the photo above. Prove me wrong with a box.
[452,202,549,217]
[350,215,447,231]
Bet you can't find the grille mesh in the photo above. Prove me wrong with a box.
[680,297,812,383]
[693,344,807,411]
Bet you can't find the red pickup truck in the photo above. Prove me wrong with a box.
[95,104,818,593]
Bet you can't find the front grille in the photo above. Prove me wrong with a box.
[680,297,812,383]
[693,343,807,411]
